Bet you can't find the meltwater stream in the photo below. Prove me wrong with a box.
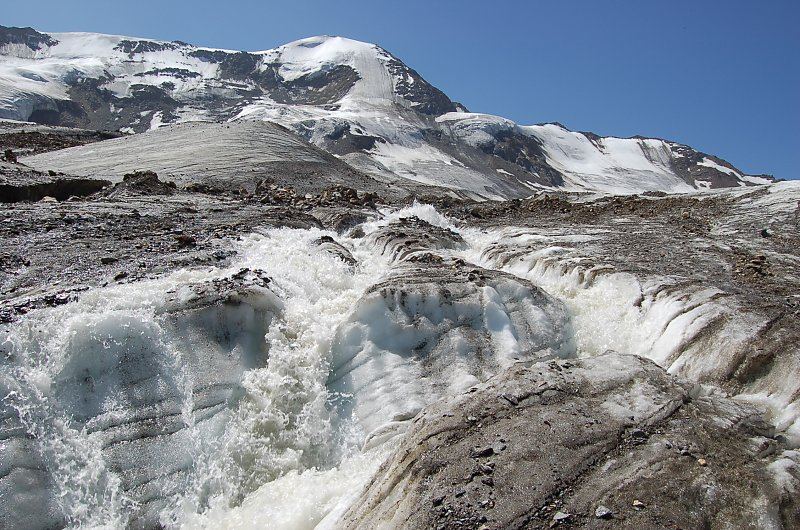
[1,224,394,529]
[2,203,791,529]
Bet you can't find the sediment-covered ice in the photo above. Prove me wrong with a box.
[2,201,797,529]
[458,224,800,442]
[327,264,573,444]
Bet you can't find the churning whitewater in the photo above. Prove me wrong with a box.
[1,204,525,528]
[3,217,396,528]
[2,201,798,528]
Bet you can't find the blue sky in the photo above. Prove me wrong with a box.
[5,0,798,178]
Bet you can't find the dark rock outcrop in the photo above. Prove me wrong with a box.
[101,170,177,197]
[0,163,110,203]
[0,25,57,51]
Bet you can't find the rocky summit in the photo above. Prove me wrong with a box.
[0,23,798,530]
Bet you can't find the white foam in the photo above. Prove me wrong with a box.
[2,227,394,528]
[360,201,459,236]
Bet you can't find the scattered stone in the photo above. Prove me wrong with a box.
[629,428,648,443]
[551,511,571,526]
[175,234,197,248]
[100,256,118,265]
[697,458,708,466]
[632,499,645,510]
[471,445,495,458]
[184,182,225,194]
[595,505,613,519]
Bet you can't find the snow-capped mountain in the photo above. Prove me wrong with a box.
[0,26,774,197]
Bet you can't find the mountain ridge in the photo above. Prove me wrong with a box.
[0,25,775,198]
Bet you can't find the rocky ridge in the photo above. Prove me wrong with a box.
[0,26,777,197]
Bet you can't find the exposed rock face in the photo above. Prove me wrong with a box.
[0,161,110,202]
[0,26,57,52]
[383,53,464,116]
[0,123,121,156]
[340,353,799,529]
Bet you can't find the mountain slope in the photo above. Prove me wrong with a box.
[436,113,774,193]
[0,26,774,197]
[22,120,402,196]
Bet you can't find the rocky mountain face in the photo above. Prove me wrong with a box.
[0,25,775,198]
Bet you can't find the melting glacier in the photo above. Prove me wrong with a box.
[1,202,796,528]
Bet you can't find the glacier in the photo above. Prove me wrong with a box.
[0,23,797,530]
[2,195,799,528]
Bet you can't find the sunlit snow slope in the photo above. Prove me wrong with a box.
[1,25,774,197]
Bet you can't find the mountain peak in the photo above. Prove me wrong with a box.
[275,34,379,51]
[0,25,773,195]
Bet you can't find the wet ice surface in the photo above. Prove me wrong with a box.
[1,199,798,528]
[460,225,800,440]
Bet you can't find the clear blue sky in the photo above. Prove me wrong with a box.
[5,0,798,179]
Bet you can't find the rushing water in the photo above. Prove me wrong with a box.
[1,203,789,529]
[2,223,394,528]
[1,204,471,529]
